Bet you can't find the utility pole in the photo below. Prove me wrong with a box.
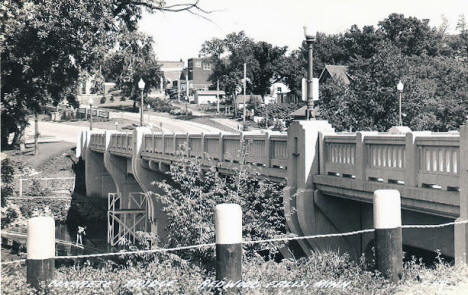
[243,63,246,130]
[34,112,39,155]
[216,79,220,114]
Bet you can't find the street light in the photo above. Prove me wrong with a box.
[397,80,404,126]
[303,24,316,120]
[138,78,145,126]
[88,97,94,130]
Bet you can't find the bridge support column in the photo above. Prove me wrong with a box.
[131,127,170,242]
[455,124,468,265]
[84,131,116,198]
[284,120,334,256]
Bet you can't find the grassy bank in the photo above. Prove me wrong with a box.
[2,251,467,294]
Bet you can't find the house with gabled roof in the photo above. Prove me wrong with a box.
[318,65,350,85]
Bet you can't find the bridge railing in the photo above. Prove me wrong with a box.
[89,132,106,151]
[108,133,133,156]
[321,131,460,191]
[141,132,288,170]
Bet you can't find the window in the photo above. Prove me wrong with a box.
[202,63,211,70]
[195,61,202,68]
[277,87,282,93]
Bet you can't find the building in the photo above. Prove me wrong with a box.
[194,90,225,105]
[318,65,350,85]
[269,82,291,104]
[187,58,213,91]
[158,60,184,92]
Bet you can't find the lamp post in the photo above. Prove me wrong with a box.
[138,78,145,126]
[397,81,404,126]
[88,97,94,130]
[303,25,316,120]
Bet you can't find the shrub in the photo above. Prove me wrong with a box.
[1,203,22,228]
[146,97,174,113]
[256,103,304,127]
[1,158,15,206]
[169,108,192,118]
[151,141,286,268]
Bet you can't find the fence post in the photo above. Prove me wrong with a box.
[26,216,55,289]
[215,204,242,285]
[373,189,402,282]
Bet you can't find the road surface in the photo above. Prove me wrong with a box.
[25,113,227,144]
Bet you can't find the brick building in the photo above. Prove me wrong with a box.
[187,58,212,91]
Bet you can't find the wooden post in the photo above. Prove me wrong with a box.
[373,189,403,282]
[215,204,242,285]
[27,216,55,289]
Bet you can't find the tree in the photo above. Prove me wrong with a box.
[1,0,210,149]
[1,0,115,148]
[275,50,305,101]
[104,30,161,110]
[200,31,288,105]
[377,13,442,56]
[248,41,287,99]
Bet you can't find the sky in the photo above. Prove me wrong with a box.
[139,0,468,62]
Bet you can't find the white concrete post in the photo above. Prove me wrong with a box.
[26,216,55,289]
[215,204,242,283]
[373,189,403,282]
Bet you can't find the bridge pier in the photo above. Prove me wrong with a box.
[131,127,169,242]
[84,131,116,198]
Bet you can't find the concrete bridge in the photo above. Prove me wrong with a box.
[76,120,468,264]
